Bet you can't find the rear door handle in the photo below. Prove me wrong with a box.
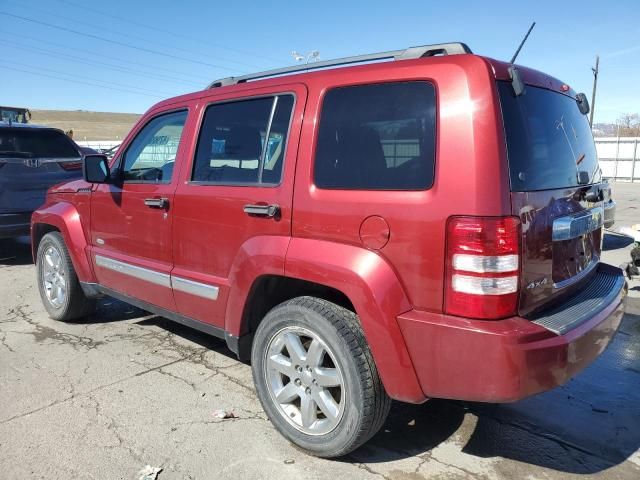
[243,204,280,218]
[144,197,169,209]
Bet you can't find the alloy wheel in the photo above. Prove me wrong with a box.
[42,245,66,308]
[264,326,346,435]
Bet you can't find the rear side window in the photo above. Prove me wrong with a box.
[314,82,436,190]
[498,82,601,191]
[0,128,78,158]
[192,95,294,185]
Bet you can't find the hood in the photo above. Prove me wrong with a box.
[48,179,93,195]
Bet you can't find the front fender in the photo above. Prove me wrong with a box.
[31,201,95,283]
[284,238,425,403]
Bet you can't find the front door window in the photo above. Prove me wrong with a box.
[121,110,188,183]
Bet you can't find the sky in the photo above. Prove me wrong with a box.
[0,0,639,123]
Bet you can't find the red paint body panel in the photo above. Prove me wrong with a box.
[292,56,512,313]
[31,52,625,405]
[31,194,95,282]
[87,102,196,311]
[170,84,307,329]
[398,281,626,402]
[284,237,424,403]
[224,235,291,335]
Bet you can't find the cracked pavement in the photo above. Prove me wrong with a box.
[1,183,639,480]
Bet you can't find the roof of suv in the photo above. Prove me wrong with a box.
[149,43,575,112]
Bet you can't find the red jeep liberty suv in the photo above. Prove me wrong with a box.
[32,42,627,457]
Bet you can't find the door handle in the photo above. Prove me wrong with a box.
[244,203,280,218]
[144,197,169,209]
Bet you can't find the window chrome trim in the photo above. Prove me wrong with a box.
[552,206,604,242]
[95,255,171,288]
[171,276,219,300]
[258,96,278,183]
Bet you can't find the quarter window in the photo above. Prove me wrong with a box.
[122,110,188,183]
[192,95,294,184]
[314,82,436,190]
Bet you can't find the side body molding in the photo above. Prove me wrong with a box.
[31,201,96,283]
[284,237,426,403]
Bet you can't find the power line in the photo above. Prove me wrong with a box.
[2,59,177,96]
[0,64,164,98]
[4,0,261,70]
[2,30,205,82]
[0,38,203,88]
[54,0,280,65]
[0,11,244,72]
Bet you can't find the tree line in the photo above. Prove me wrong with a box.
[616,113,640,137]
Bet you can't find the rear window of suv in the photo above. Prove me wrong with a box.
[314,81,436,190]
[0,128,79,158]
[498,82,601,191]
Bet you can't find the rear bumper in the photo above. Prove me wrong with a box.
[0,212,32,239]
[397,263,626,403]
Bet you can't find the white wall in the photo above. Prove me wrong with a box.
[595,137,640,182]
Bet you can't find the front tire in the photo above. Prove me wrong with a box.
[251,296,391,457]
[36,232,95,321]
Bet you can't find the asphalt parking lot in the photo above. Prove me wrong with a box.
[1,183,639,480]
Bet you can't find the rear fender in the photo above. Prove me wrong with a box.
[224,235,290,334]
[284,238,425,403]
[31,201,95,283]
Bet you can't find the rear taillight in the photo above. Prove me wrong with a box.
[58,161,82,171]
[445,216,521,319]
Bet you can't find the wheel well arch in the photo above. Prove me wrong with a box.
[236,275,355,359]
[31,223,61,256]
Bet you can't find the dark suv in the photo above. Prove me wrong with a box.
[0,123,83,238]
[31,42,627,457]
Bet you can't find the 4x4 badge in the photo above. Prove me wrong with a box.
[526,278,548,290]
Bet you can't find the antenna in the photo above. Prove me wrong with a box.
[510,22,536,64]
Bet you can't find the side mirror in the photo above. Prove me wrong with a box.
[576,93,590,115]
[83,154,111,183]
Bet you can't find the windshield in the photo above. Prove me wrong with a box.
[498,82,601,191]
[1,108,29,124]
[0,128,79,158]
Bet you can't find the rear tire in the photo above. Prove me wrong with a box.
[36,232,95,321]
[251,296,391,458]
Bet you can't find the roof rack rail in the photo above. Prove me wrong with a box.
[207,42,472,88]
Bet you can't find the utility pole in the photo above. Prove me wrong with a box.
[589,55,599,128]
